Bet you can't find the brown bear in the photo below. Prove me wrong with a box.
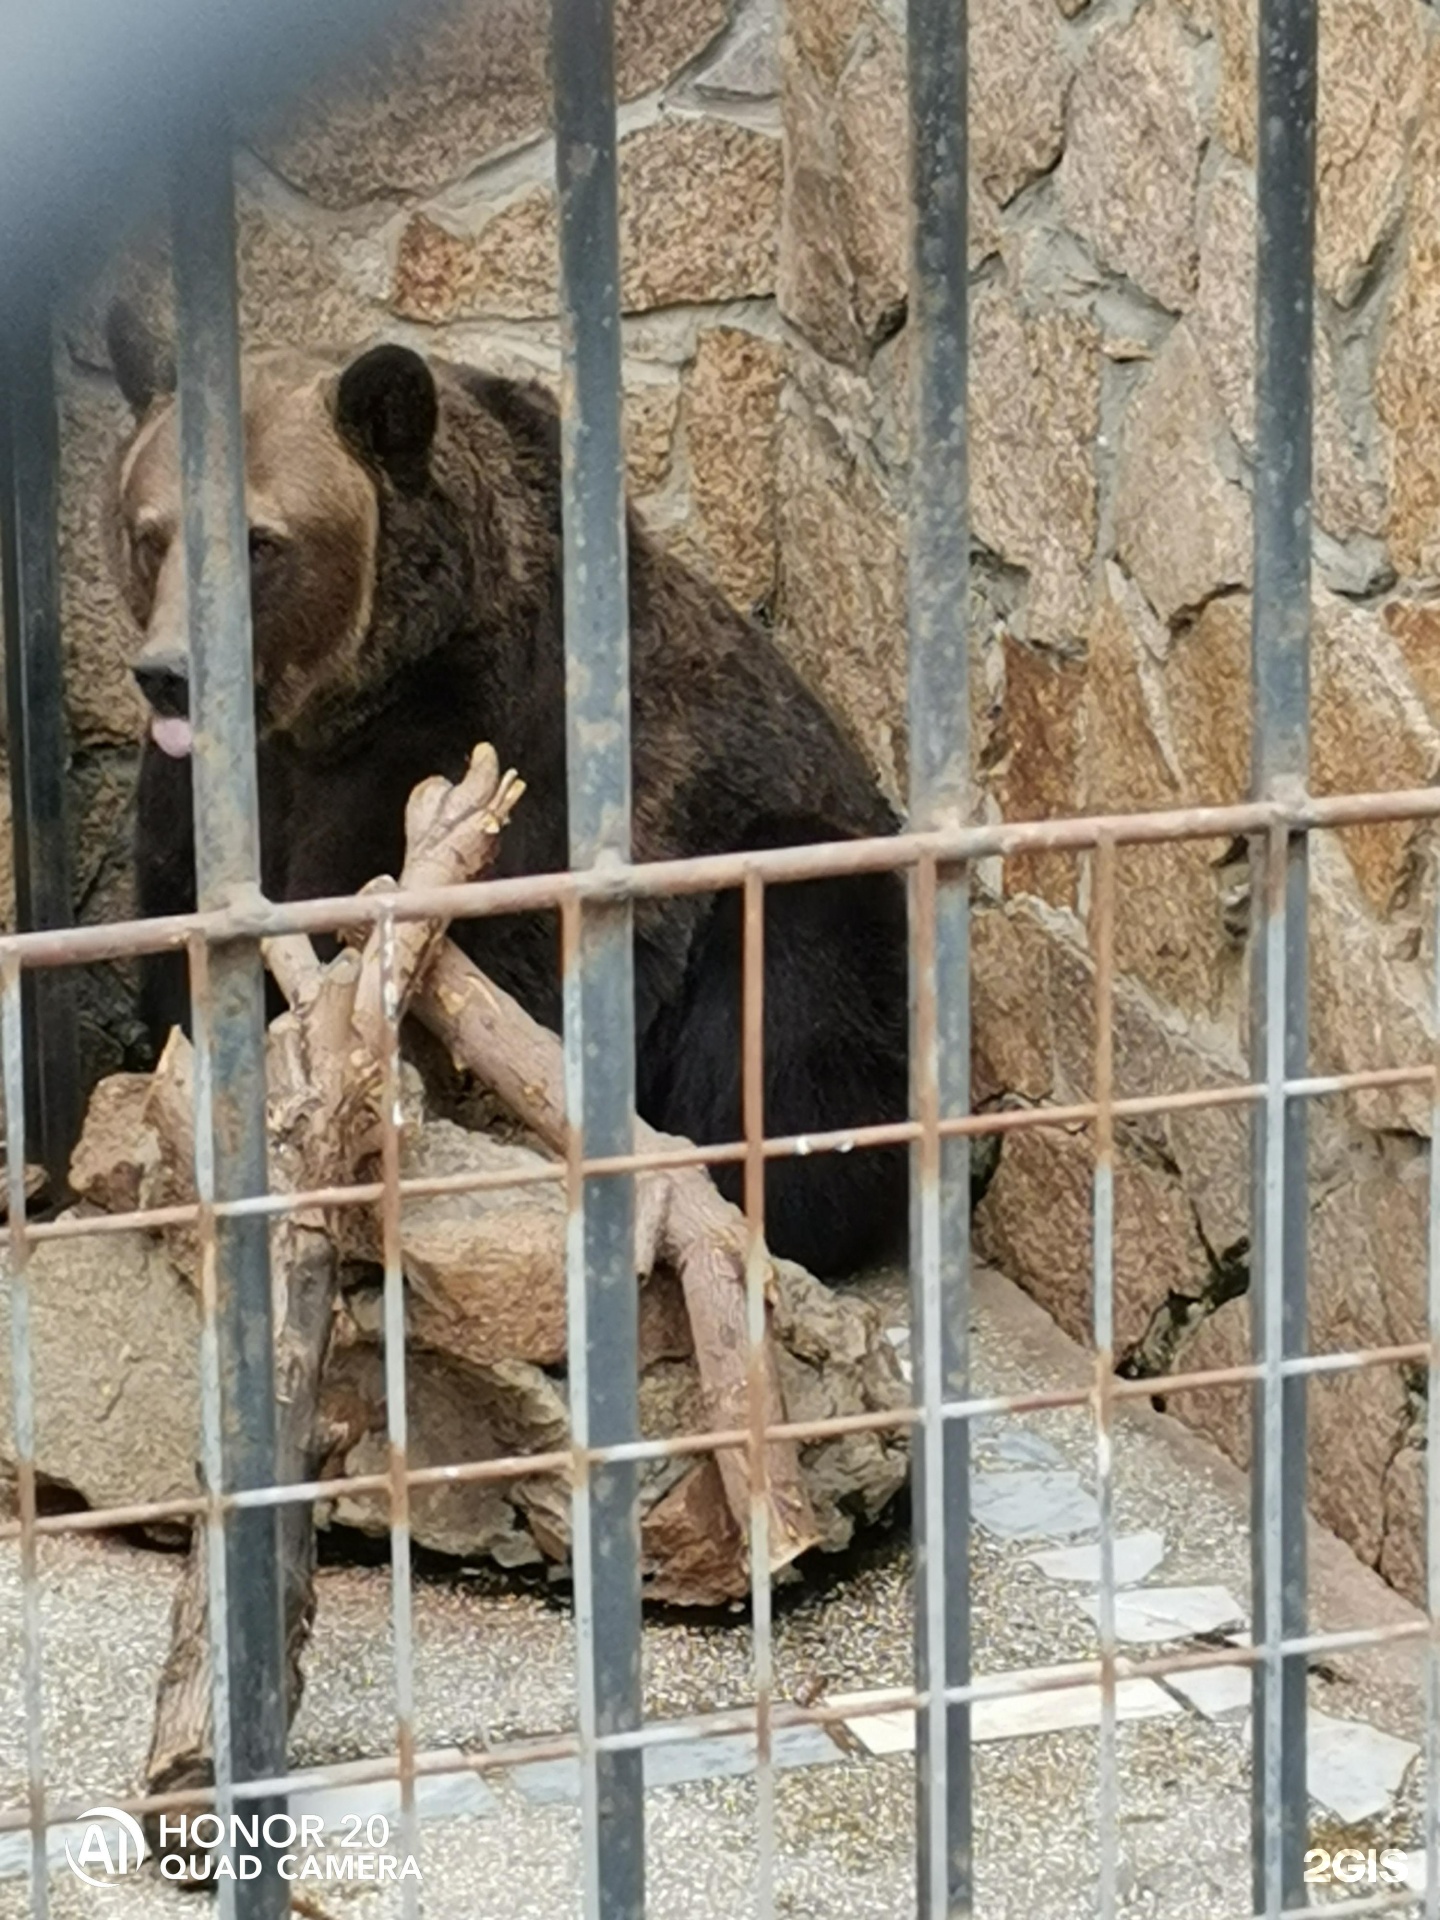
[107,305,909,1278]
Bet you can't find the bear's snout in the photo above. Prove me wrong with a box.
[134,653,194,759]
[134,656,189,719]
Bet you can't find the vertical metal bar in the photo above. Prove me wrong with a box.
[1091,836,1118,1919]
[552,0,642,1908]
[171,121,287,1917]
[910,852,972,1919]
[1427,878,1440,1920]
[1250,0,1316,1909]
[0,297,81,1192]
[2,958,47,1920]
[742,871,775,1919]
[377,914,420,1917]
[187,934,238,1920]
[1253,820,1307,1917]
[906,0,972,1906]
[1420,871,1440,1920]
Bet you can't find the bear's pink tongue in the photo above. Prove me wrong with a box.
[151,716,193,759]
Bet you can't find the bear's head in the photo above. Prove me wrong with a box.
[106,301,560,758]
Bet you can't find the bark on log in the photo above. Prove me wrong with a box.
[141,732,824,1817]
[143,1223,335,1821]
[144,744,523,1820]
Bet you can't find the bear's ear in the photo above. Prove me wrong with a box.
[335,345,438,486]
[106,300,176,416]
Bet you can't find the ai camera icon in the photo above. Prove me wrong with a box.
[64,1807,148,1886]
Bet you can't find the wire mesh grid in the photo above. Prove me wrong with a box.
[1,0,1434,1914]
[5,793,1440,1920]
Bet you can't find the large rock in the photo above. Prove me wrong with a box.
[970,289,1100,647]
[57,376,147,751]
[1193,160,1385,543]
[619,118,781,312]
[1112,322,1251,624]
[624,378,682,499]
[1214,0,1424,306]
[12,1099,910,1601]
[1077,572,1241,1017]
[976,1121,1212,1356]
[391,117,781,322]
[1167,1130,1427,1583]
[693,0,779,102]
[971,902,1057,1108]
[973,893,1251,1366]
[1057,0,1203,314]
[1380,1445,1426,1605]
[252,0,730,209]
[677,326,784,614]
[1377,38,1440,577]
[1383,595,1440,728]
[970,0,1070,208]
[995,637,1085,911]
[321,1332,570,1567]
[779,0,1005,368]
[1152,586,1440,918]
[785,0,866,86]
[317,1253,910,1597]
[779,8,906,367]
[237,203,384,354]
[1311,593,1440,916]
[774,355,908,798]
[0,1227,200,1530]
[1308,835,1435,1137]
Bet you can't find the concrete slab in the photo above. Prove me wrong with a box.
[970,1468,1100,1540]
[831,1667,1181,1753]
[1076,1584,1247,1645]
[1027,1530,1167,1587]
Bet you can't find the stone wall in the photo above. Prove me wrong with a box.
[38,0,1440,1600]
[46,0,784,1076]
[779,0,1440,1605]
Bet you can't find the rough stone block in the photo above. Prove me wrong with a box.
[680,327,783,613]
[253,0,730,210]
[1113,322,1250,624]
[1058,0,1203,314]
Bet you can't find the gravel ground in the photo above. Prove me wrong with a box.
[0,1264,1428,1918]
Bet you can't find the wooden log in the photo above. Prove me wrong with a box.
[285,740,809,1574]
[143,1000,342,1822]
[143,1220,336,1827]
[142,747,525,1820]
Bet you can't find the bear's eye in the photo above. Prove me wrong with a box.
[248,527,285,567]
[129,525,165,592]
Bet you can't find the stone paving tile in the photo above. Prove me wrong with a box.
[1076,1584,1246,1644]
[0,1825,98,1884]
[1027,1530,1167,1587]
[1304,1710,1419,1824]
[1161,1662,1253,1720]
[970,1469,1100,1540]
[831,1665,1182,1755]
[509,1721,844,1807]
[975,1422,1068,1472]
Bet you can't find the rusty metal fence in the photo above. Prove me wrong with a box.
[1,0,1437,1916]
